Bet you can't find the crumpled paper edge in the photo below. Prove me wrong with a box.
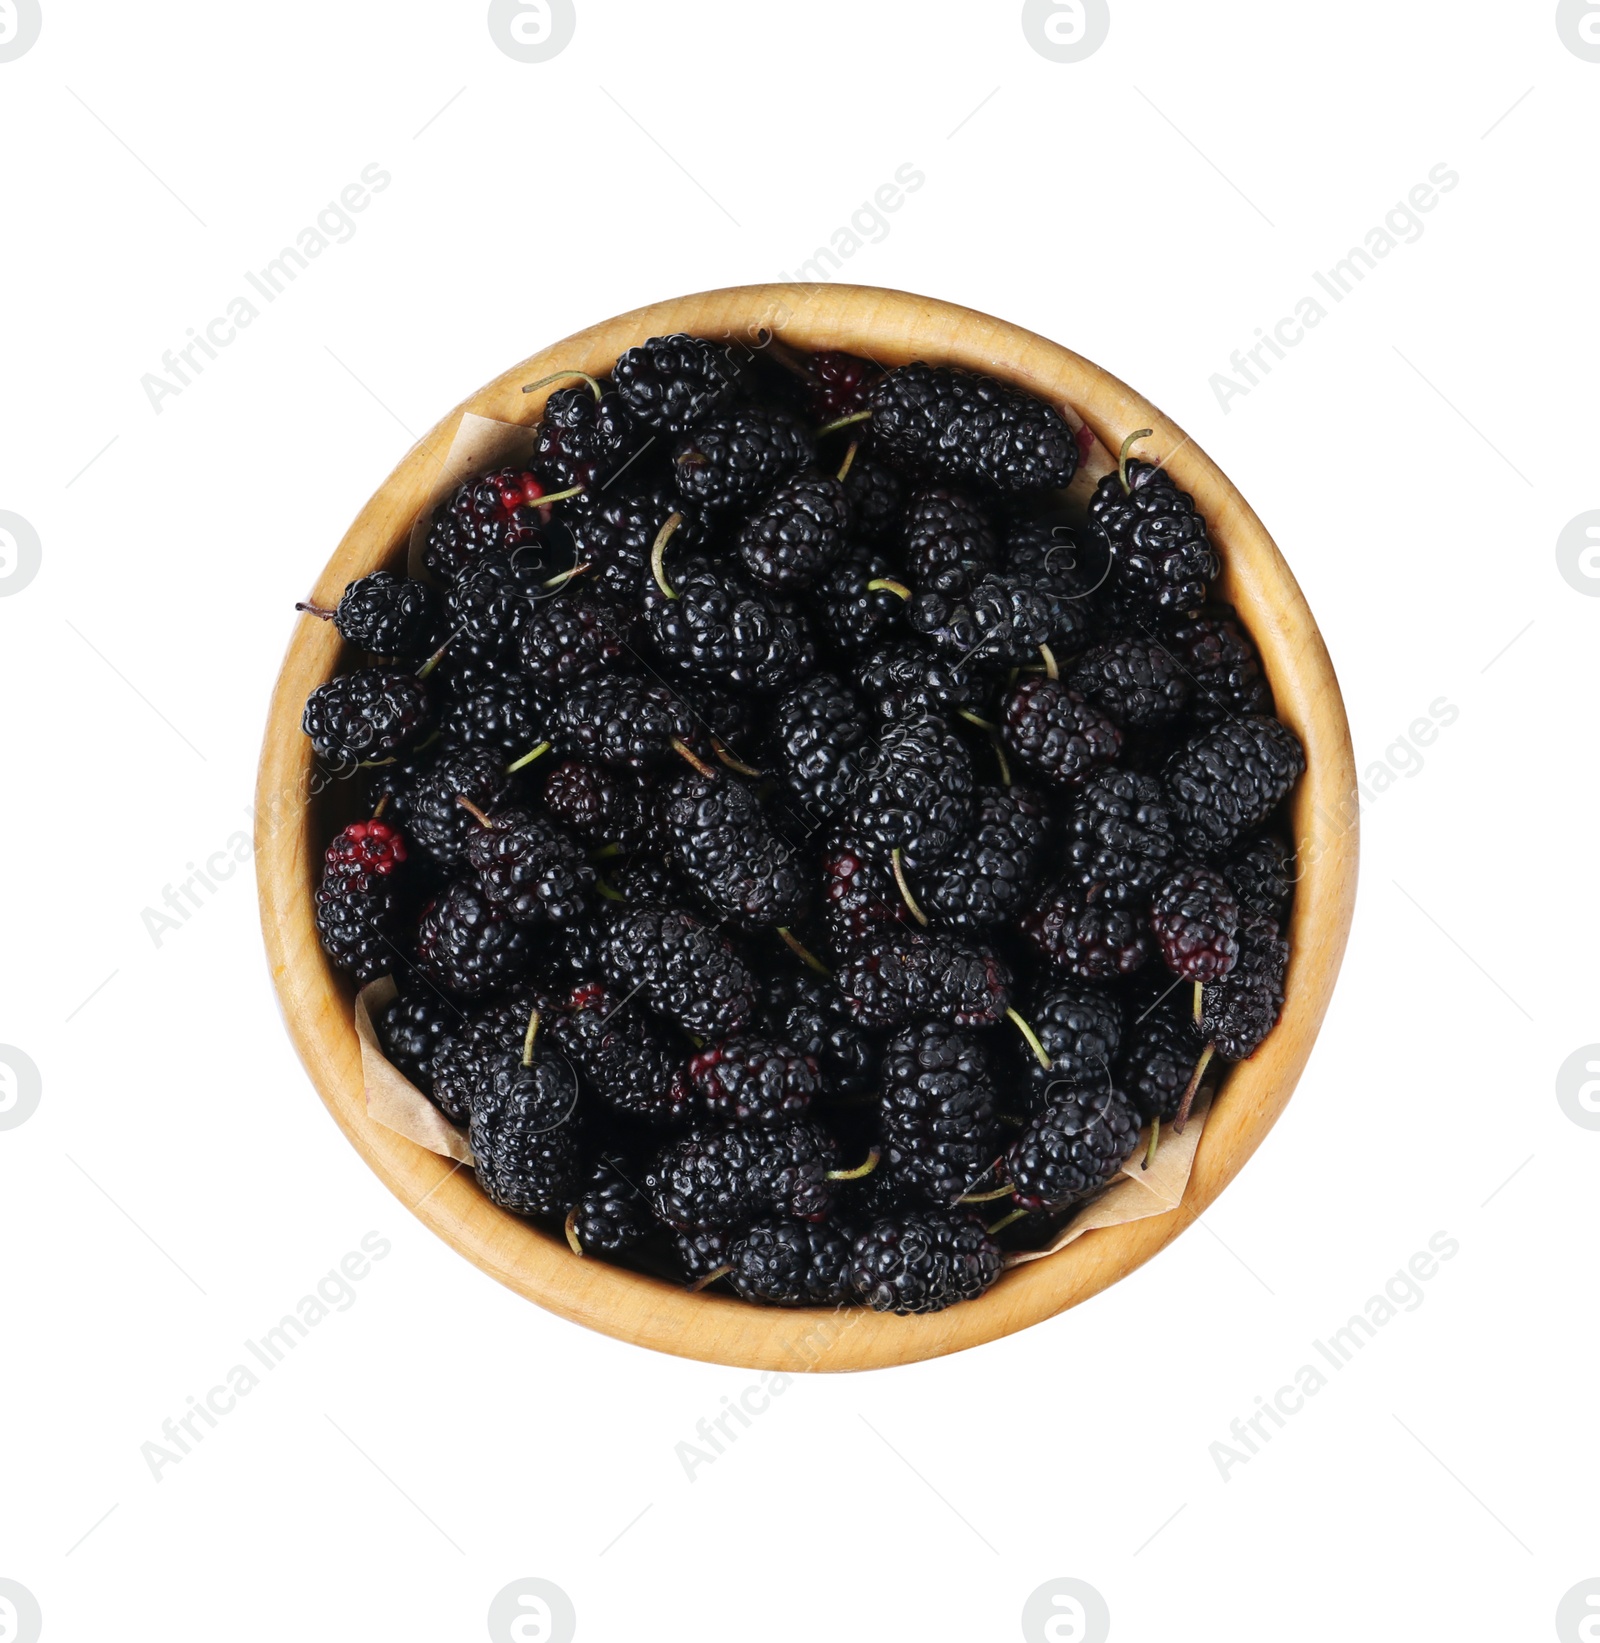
[1005,1091,1213,1266]
[406,411,541,580]
[354,978,474,1165]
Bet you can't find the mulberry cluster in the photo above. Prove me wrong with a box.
[298,330,1306,1316]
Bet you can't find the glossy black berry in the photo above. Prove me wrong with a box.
[1089,460,1219,619]
[852,642,976,724]
[1068,638,1191,728]
[1164,716,1306,858]
[565,477,706,603]
[689,1036,822,1126]
[880,1023,1001,1207]
[922,785,1051,930]
[672,405,814,516]
[821,838,913,955]
[1006,1085,1141,1211]
[869,364,1079,493]
[660,771,809,930]
[1003,679,1122,789]
[614,334,742,432]
[469,1048,585,1218]
[1011,981,1124,1110]
[1166,606,1273,725]
[646,558,817,694]
[416,880,532,997]
[769,673,869,826]
[465,808,594,926]
[1199,912,1289,1060]
[901,486,1000,598]
[554,676,695,771]
[736,471,850,591]
[599,905,759,1039]
[314,572,441,661]
[849,1211,1002,1313]
[1150,864,1241,983]
[644,1125,766,1231]
[315,827,405,984]
[302,668,430,764]
[909,574,1054,670]
[1020,880,1153,981]
[517,594,630,686]
[836,931,1012,1029]
[1062,768,1177,909]
[840,450,905,541]
[810,547,910,656]
[1119,1001,1204,1125]
[439,674,554,760]
[565,1158,654,1256]
[1226,835,1295,923]
[405,747,515,868]
[546,983,693,1126]
[846,715,975,869]
[532,382,640,493]
[378,991,461,1088]
[762,970,882,1097]
[727,1219,855,1306]
[423,468,551,583]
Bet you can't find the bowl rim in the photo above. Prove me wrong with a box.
[255,281,1359,1372]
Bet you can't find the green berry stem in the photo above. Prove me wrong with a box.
[959,1183,1014,1204]
[415,641,451,680]
[866,577,912,600]
[836,438,860,483]
[1039,643,1059,681]
[455,794,495,831]
[1006,1007,1053,1072]
[670,737,719,779]
[563,1208,585,1255]
[588,842,625,861]
[506,741,552,773]
[522,369,604,402]
[986,1206,1028,1237]
[958,709,997,732]
[295,600,336,621]
[372,794,391,821]
[713,740,764,778]
[1118,428,1154,494]
[816,409,874,437]
[543,561,591,591]
[1192,981,1204,1024]
[890,847,930,927]
[686,1264,734,1294]
[651,512,684,600]
[520,1007,541,1067]
[595,877,624,902]
[1174,1042,1215,1133]
[776,926,830,975]
[1142,1117,1161,1172]
[530,483,587,508]
[827,1146,881,1182]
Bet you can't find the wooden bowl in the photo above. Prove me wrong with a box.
[256,283,1358,1371]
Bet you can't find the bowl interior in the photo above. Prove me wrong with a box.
[256,283,1358,1372]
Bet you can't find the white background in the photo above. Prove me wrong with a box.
[2,2,1596,1639]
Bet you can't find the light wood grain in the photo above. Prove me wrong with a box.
[256,283,1359,1372]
